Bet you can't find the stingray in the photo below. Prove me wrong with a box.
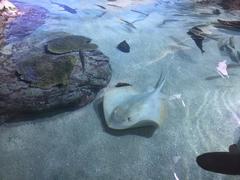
[218,37,240,63]
[187,26,205,53]
[103,71,168,130]
[213,19,240,31]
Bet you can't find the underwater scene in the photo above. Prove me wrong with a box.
[1,0,240,179]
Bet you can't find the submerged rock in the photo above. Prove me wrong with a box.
[0,16,8,47]
[196,0,240,10]
[219,0,240,10]
[5,1,48,43]
[117,40,130,53]
[0,33,112,119]
[46,35,98,54]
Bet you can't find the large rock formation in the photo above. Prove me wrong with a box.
[0,34,112,119]
[196,0,240,10]
[219,0,240,10]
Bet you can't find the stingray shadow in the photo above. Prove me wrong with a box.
[93,97,157,138]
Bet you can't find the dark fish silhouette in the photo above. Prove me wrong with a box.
[51,1,77,14]
[197,152,240,175]
[187,27,205,53]
[115,82,132,87]
[117,40,130,53]
[107,4,122,8]
[120,19,137,29]
[196,144,240,175]
[95,4,106,10]
[119,17,147,31]
[131,9,149,16]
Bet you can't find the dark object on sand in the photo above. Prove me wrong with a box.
[50,1,77,14]
[187,26,205,53]
[196,144,240,175]
[212,9,221,15]
[117,40,130,53]
[115,82,132,87]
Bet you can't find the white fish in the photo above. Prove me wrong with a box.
[173,172,180,180]
[103,72,168,129]
[216,60,229,78]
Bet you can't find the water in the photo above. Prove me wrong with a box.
[0,0,240,179]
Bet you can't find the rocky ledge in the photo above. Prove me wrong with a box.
[197,0,240,10]
[0,33,112,119]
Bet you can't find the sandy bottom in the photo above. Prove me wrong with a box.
[1,0,240,179]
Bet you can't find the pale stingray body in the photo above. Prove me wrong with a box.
[103,76,168,130]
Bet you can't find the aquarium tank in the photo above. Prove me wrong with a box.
[0,0,240,179]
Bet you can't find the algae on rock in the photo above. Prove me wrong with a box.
[46,35,98,54]
[16,54,77,89]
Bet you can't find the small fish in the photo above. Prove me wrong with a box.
[196,152,240,175]
[51,1,77,14]
[157,19,179,27]
[79,50,85,72]
[187,27,205,53]
[119,19,137,29]
[115,82,132,87]
[95,4,106,10]
[131,9,149,16]
[107,4,122,8]
[96,11,106,18]
[216,60,229,78]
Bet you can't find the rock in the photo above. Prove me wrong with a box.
[0,16,8,47]
[0,33,112,119]
[196,0,240,10]
[117,40,130,53]
[46,35,98,54]
[5,1,48,43]
[219,0,240,10]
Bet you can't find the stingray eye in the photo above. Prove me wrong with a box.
[127,117,131,121]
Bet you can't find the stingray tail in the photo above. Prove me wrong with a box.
[155,68,169,92]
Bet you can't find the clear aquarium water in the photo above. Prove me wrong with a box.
[0,0,240,179]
